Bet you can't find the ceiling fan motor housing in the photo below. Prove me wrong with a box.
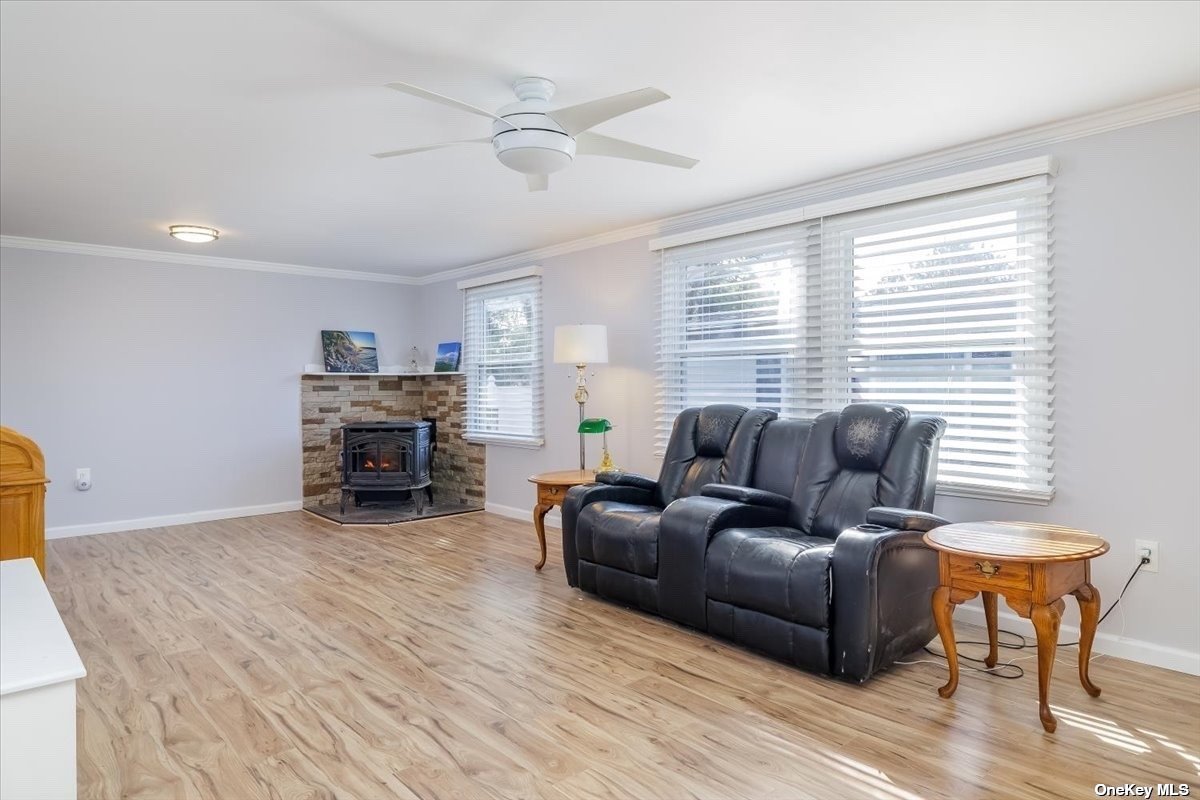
[492,81,575,175]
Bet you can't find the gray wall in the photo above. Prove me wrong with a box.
[0,249,419,530]
[417,112,1200,666]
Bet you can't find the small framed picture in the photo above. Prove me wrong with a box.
[321,330,379,373]
[434,342,462,372]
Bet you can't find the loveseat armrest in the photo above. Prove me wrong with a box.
[830,524,941,683]
[561,482,657,587]
[658,495,790,630]
[865,507,950,533]
[700,484,791,510]
[596,470,659,492]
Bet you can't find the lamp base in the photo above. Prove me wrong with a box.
[597,447,617,473]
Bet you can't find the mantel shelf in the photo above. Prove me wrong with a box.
[302,371,463,377]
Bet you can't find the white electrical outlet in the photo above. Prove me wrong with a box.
[1134,539,1158,573]
[75,468,92,492]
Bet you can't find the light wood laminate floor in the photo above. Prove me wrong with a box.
[48,511,1199,800]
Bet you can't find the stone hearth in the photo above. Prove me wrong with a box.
[304,499,482,526]
[301,374,484,510]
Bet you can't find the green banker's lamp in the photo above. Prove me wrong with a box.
[578,418,617,473]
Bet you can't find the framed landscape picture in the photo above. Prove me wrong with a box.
[321,330,379,373]
[434,341,462,372]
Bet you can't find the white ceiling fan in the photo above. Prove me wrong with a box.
[372,77,698,191]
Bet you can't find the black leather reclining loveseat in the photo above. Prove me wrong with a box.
[561,403,949,682]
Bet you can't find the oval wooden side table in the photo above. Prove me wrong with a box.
[923,521,1110,733]
[527,470,597,571]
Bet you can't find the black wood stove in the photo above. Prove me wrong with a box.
[340,421,434,514]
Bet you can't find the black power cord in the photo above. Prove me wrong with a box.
[922,632,1029,679]
[1059,556,1147,646]
[915,556,1149,680]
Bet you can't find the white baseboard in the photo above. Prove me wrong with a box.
[45,501,303,539]
[484,501,562,528]
[954,605,1199,676]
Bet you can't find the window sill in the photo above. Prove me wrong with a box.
[936,483,1054,506]
[464,434,545,450]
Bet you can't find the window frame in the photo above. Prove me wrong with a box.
[655,167,1056,504]
[461,270,545,448]
[656,225,812,452]
[822,177,1056,504]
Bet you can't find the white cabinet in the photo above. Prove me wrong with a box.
[0,557,86,800]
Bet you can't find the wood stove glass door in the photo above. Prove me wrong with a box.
[348,436,411,483]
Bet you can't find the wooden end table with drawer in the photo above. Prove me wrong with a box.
[527,470,597,571]
[923,521,1110,733]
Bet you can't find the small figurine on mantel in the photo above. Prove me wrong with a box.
[408,346,420,373]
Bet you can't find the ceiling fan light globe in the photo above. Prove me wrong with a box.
[493,130,575,174]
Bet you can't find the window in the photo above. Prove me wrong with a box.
[657,225,812,451]
[657,172,1055,503]
[462,274,544,447]
[822,176,1055,502]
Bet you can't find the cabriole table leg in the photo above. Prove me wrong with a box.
[1074,583,1102,697]
[1031,598,1066,733]
[982,591,999,668]
[932,585,960,698]
[531,503,551,571]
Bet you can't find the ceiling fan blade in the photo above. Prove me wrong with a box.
[385,82,520,131]
[547,88,669,136]
[371,138,492,159]
[574,132,698,169]
[526,174,549,192]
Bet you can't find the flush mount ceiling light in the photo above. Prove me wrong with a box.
[168,225,219,244]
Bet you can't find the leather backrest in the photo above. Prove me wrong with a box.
[750,418,815,497]
[788,404,946,538]
[656,405,776,507]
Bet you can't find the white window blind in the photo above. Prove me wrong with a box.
[463,275,544,447]
[657,173,1055,503]
[823,176,1055,502]
[656,224,815,452]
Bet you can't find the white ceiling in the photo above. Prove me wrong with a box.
[2,1,1197,278]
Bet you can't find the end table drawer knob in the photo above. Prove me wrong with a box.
[945,554,1030,590]
[975,560,1000,578]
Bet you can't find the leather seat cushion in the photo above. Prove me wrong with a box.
[577,502,661,578]
[705,527,835,628]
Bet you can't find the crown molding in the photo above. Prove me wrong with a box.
[0,235,420,285]
[2,90,1195,287]
[417,220,663,285]
[648,156,1057,251]
[426,88,1200,284]
[456,265,542,290]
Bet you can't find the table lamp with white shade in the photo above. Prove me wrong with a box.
[553,324,609,470]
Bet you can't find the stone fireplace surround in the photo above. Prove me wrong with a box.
[301,374,484,510]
